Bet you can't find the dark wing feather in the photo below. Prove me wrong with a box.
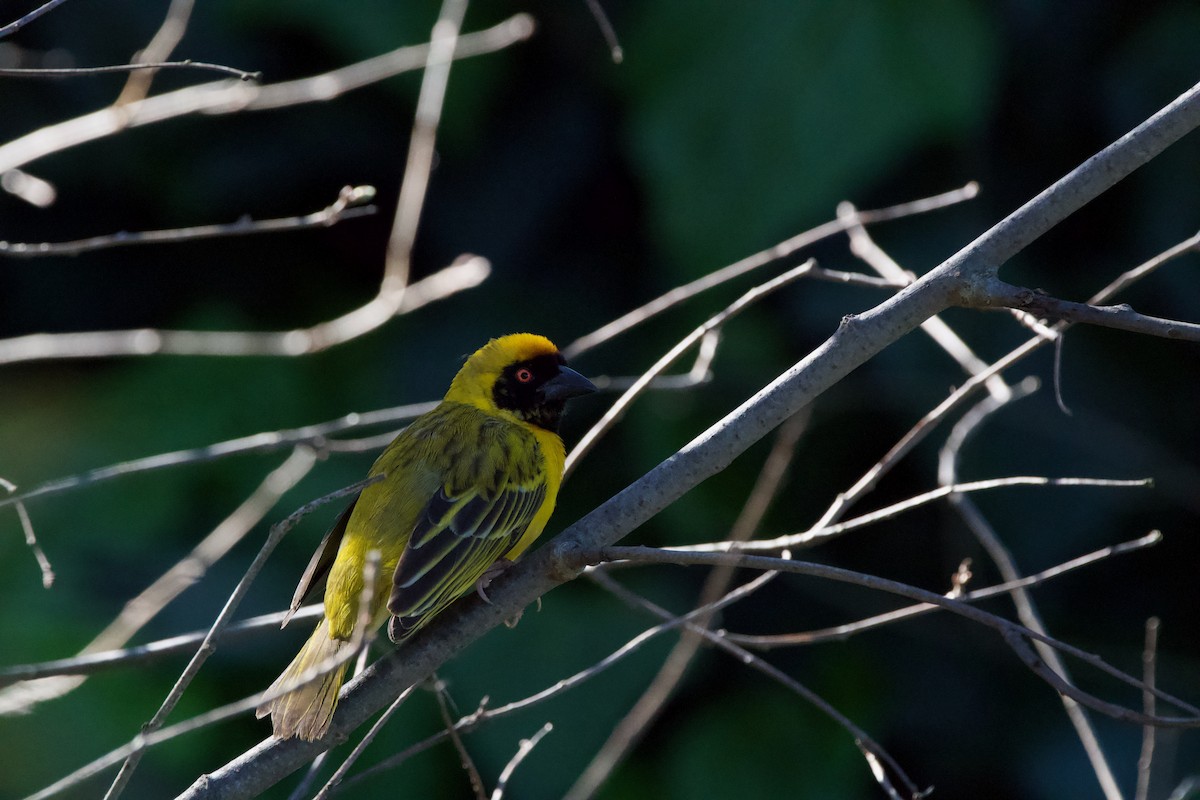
[282,497,357,627]
[387,481,546,635]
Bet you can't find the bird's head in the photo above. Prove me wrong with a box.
[446,333,596,432]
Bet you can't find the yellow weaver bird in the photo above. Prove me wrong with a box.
[257,333,595,741]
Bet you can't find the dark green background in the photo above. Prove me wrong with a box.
[1,1,1198,798]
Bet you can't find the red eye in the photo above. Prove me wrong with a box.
[516,368,534,383]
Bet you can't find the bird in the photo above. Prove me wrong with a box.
[256,333,596,741]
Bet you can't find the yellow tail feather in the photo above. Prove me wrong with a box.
[256,618,349,741]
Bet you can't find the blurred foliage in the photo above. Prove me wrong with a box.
[1,1,1198,798]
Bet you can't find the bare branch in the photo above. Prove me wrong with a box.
[0,59,260,81]
[979,282,1200,342]
[0,167,56,206]
[0,0,71,39]
[24,481,380,800]
[490,723,553,800]
[566,415,807,800]
[565,259,816,476]
[310,684,418,800]
[341,571,778,792]
[592,547,1200,726]
[0,448,317,716]
[114,0,196,105]
[582,0,623,63]
[0,605,322,686]
[0,185,375,257]
[435,679,487,800]
[0,14,535,174]
[589,571,923,800]
[0,254,490,364]
[0,400,431,513]
[838,200,1018,402]
[175,78,1200,799]
[563,182,979,359]
[0,476,53,588]
[679,475,1151,553]
[381,0,467,294]
[725,532,1164,649]
[939,383,1125,800]
[1136,618,1161,800]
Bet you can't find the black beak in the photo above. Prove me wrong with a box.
[541,365,597,402]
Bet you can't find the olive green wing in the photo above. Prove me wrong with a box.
[386,476,547,639]
[281,497,357,627]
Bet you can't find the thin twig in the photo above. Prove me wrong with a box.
[25,472,380,800]
[938,388,1124,800]
[980,281,1200,342]
[490,723,553,800]
[678,475,1151,553]
[435,679,487,800]
[590,546,1200,726]
[310,683,418,800]
[0,14,535,173]
[582,0,623,63]
[0,476,53,588]
[0,0,71,39]
[566,414,808,800]
[0,60,260,81]
[589,571,922,800]
[1135,617,1161,800]
[0,448,317,716]
[725,532,1163,649]
[0,254,489,363]
[379,0,467,298]
[343,571,778,792]
[565,259,816,476]
[101,448,323,799]
[114,0,196,105]
[0,400,432,513]
[0,185,376,257]
[0,605,322,686]
[563,182,979,359]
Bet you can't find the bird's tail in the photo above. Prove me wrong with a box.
[255,618,348,741]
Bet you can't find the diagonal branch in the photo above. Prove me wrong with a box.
[175,77,1200,800]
